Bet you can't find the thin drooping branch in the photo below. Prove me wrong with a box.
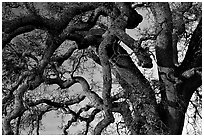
[45,75,104,109]
[28,98,95,135]
[3,82,29,135]
[84,109,101,134]
[112,101,135,134]
[63,106,101,135]
[70,50,85,77]
[28,96,86,108]
[63,107,78,135]
[36,106,53,135]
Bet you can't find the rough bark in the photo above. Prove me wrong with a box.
[112,44,168,134]
[3,83,28,135]
[174,19,202,134]
[2,2,201,135]
[151,3,201,134]
[150,2,174,67]
[150,3,180,134]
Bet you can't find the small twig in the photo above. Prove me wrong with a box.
[116,121,125,135]
[71,50,85,78]
[148,50,157,63]
[116,122,121,135]
[190,100,202,119]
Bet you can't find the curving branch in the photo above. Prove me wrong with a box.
[28,95,86,108]
[3,82,29,135]
[2,25,36,48]
[2,71,30,105]
[2,15,41,34]
[94,27,116,135]
[63,106,101,135]
[2,3,105,48]
[36,106,54,135]
[51,44,78,66]
[63,107,78,135]
[74,77,104,108]
[45,75,103,109]
[70,50,85,77]
[58,5,114,49]
[83,109,101,134]
[92,3,152,134]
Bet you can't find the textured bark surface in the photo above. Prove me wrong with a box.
[2,2,201,135]
[150,2,174,67]
[150,3,202,134]
[112,47,167,134]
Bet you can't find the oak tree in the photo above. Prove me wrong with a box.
[2,2,202,135]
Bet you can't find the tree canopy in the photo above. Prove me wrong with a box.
[2,2,202,135]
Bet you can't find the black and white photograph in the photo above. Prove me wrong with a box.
[1,1,202,135]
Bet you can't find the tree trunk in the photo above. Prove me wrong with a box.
[2,2,201,135]
[111,45,168,134]
[150,3,202,134]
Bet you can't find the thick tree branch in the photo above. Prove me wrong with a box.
[51,44,78,66]
[94,33,115,135]
[2,71,30,104]
[150,2,174,67]
[2,3,105,48]
[175,20,202,115]
[2,25,36,48]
